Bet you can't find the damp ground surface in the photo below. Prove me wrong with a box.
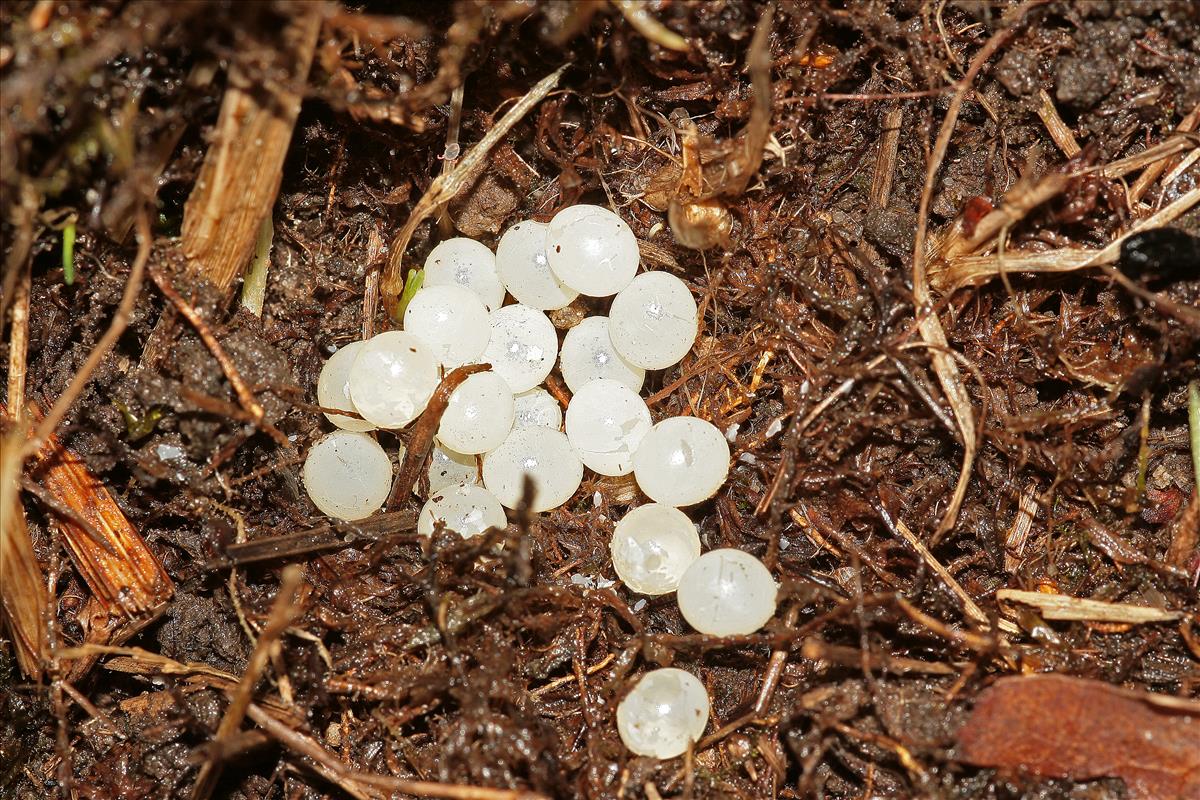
[2,2,1199,799]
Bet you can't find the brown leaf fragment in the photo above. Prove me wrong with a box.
[28,411,174,621]
[957,675,1200,800]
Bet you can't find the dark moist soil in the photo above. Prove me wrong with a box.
[2,1,1199,799]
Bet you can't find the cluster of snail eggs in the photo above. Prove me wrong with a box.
[303,203,778,759]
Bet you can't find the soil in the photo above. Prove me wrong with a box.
[2,2,1199,799]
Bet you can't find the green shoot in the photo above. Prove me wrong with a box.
[62,220,76,285]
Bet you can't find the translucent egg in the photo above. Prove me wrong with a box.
[632,416,730,506]
[609,504,701,595]
[609,272,698,370]
[316,341,375,432]
[483,427,583,512]
[546,204,639,297]
[402,284,491,368]
[616,668,710,759]
[565,379,651,476]
[428,444,479,493]
[437,372,515,455]
[424,238,505,311]
[302,431,393,521]
[559,316,645,393]
[513,388,563,431]
[495,220,578,310]
[348,331,440,429]
[677,549,777,636]
[417,482,508,539]
[481,304,558,392]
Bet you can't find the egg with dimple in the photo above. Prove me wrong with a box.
[496,220,578,310]
[676,549,777,636]
[317,341,375,432]
[609,504,700,595]
[609,271,698,370]
[616,668,710,759]
[423,237,505,311]
[559,316,644,393]
[632,416,730,506]
[483,427,583,512]
[482,304,559,393]
[403,284,491,368]
[565,379,651,477]
[437,371,515,455]
[427,444,479,492]
[302,431,392,521]
[513,388,563,431]
[417,482,507,539]
[348,331,440,429]
[546,204,640,297]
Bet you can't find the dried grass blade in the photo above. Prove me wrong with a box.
[910,1,1042,539]
[996,589,1184,624]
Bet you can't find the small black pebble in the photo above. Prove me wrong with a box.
[1119,228,1200,281]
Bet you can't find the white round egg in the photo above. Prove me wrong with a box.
[609,504,701,595]
[496,220,578,310]
[565,379,651,476]
[317,341,375,432]
[348,331,440,429]
[513,388,563,431]
[427,444,479,493]
[609,271,698,370]
[632,416,730,506]
[402,284,491,368]
[677,549,777,636]
[481,304,558,393]
[302,431,393,521]
[483,427,583,512]
[546,204,639,297]
[559,316,645,393]
[437,371,515,455]
[616,668,709,759]
[423,238,505,311]
[417,482,508,539]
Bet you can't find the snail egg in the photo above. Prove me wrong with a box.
[513,388,563,431]
[677,549,777,636]
[632,416,730,506]
[546,204,639,297]
[609,504,701,595]
[495,220,578,310]
[348,331,440,429]
[559,316,645,393]
[565,379,651,477]
[402,284,491,368]
[317,341,375,432]
[417,482,508,539]
[437,372,515,455]
[482,304,558,393]
[616,668,710,759]
[483,427,583,512]
[428,444,479,493]
[423,238,505,311]
[302,431,392,521]
[609,271,698,370]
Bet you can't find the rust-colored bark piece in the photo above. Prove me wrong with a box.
[957,674,1200,799]
[179,8,321,296]
[28,420,173,620]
